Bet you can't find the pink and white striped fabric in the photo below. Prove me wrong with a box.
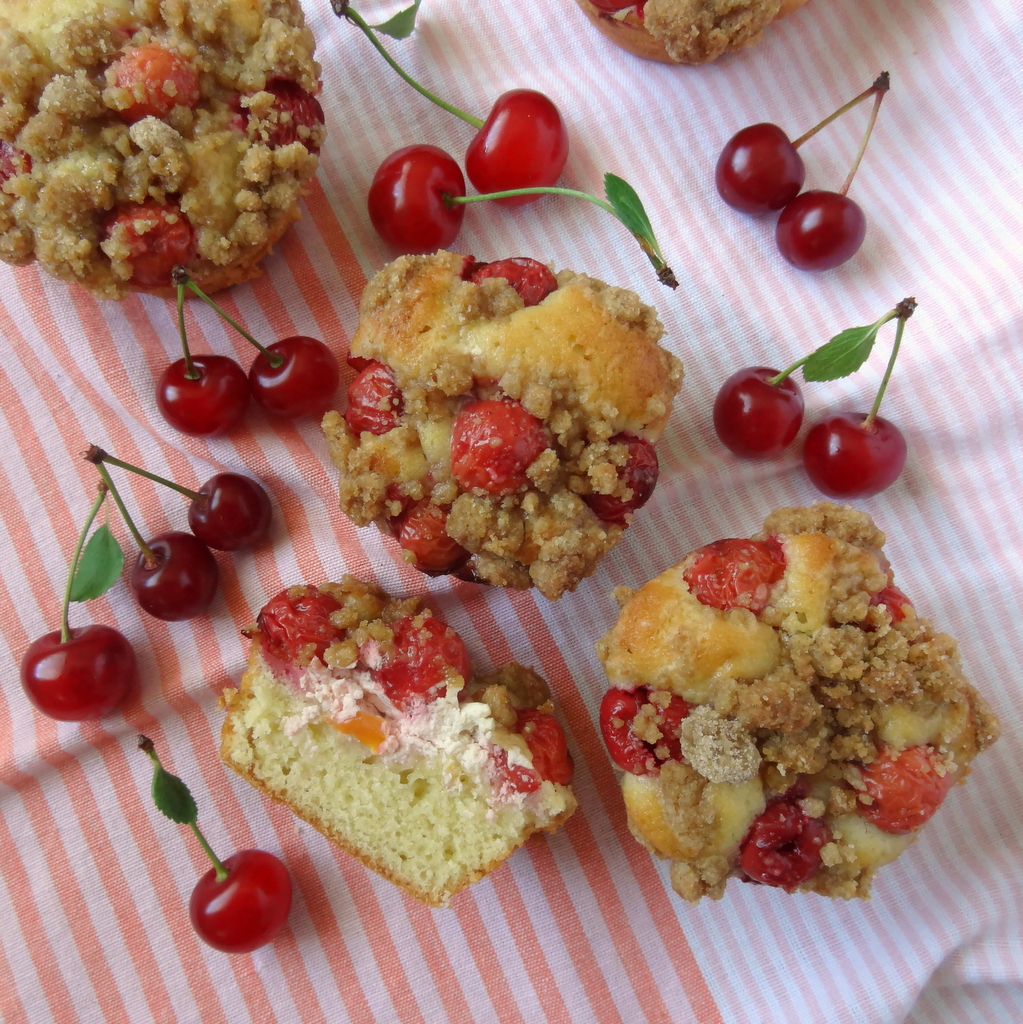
[2,0,1021,1020]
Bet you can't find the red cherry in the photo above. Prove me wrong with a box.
[870,583,912,623]
[189,849,292,954]
[249,336,340,419]
[130,531,219,621]
[187,473,272,551]
[466,257,558,306]
[516,708,573,785]
[375,614,472,711]
[368,145,466,252]
[20,625,136,721]
[715,123,805,214]
[0,139,31,184]
[599,686,689,776]
[104,200,194,290]
[111,44,200,123]
[344,360,403,436]
[252,79,324,151]
[713,366,804,460]
[802,411,906,498]
[583,433,659,524]
[156,354,250,437]
[775,190,866,271]
[858,746,953,835]
[740,797,829,890]
[450,399,550,496]
[394,502,469,577]
[464,90,569,207]
[257,586,344,664]
[683,537,786,615]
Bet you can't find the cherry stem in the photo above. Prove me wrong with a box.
[334,3,483,130]
[447,188,678,287]
[791,72,890,151]
[89,460,157,566]
[864,297,915,429]
[171,267,283,369]
[188,822,230,882]
[839,78,888,197]
[60,482,109,643]
[86,445,202,502]
[176,279,197,380]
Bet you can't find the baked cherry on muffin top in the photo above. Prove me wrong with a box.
[323,250,684,600]
[0,0,324,297]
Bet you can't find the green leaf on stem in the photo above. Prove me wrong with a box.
[150,761,199,825]
[371,0,422,38]
[68,524,124,602]
[802,323,883,382]
[604,173,655,248]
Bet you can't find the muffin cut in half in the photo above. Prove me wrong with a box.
[595,503,999,901]
[221,578,577,906]
[323,250,684,600]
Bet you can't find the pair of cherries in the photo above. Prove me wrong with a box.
[715,74,890,271]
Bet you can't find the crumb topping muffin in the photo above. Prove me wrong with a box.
[322,250,684,600]
[0,0,323,298]
[596,503,1000,901]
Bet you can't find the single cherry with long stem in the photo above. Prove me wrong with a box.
[20,483,137,721]
[140,736,293,953]
[87,446,271,551]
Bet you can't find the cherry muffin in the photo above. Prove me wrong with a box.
[220,578,577,906]
[322,250,684,600]
[0,0,323,298]
[573,0,811,65]
[596,503,999,901]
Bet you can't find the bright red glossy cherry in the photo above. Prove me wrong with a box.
[740,797,829,890]
[583,433,659,524]
[112,44,200,123]
[20,624,137,721]
[257,586,344,664]
[189,849,293,953]
[368,145,466,251]
[517,709,574,785]
[802,411,906,498]
[395,502,469,576]
[715,123,805,214]
[130,531,219,621]
[104,200,195,290]
[450,399,550,496]
[776,190,866,271]
[156,354,250,437]
[465,90,569,207]
[713,366,804,459]
[187,473,272,551]
[249,336,340,419]
[345,360,403,436]
[375,614,472,711]
[684,537,786,615]
[464,257,559,306]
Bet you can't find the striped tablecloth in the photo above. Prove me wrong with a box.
[2,0,1021,1021]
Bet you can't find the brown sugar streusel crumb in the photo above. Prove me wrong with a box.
[0,0,322,298]
[323,250,684,601]
[597,503,1000,902]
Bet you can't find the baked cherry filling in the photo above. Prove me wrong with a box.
[104,199,195,290]
[740,796,829,890]
[599,686,690,775]
[0,140,31,183]
[376,614,472,711]
[491,709,573,794]
[870,583,913,623]
[394,502,469,576]
[858,745,952,835]
[583,433,659,524]
[345,360,403,436]
[255,586,343,664]
[683,537,786,614]
[111,44,201,123]
[461,256,558,306]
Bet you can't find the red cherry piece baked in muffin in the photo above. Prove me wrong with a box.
[596,503,1000,901]
[322,250,684,600]
[0,0,323,298]
[221,579,577,906]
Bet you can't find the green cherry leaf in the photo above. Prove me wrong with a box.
[604,173,657,251]
[151,762,199,825]
[801,323,883,382]
[371,0,422,38]
[68,523,124,602]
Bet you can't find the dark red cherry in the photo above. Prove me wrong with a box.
[776,190,866,271]
[467,257,558,306]
[156,355,250,437]
[713,367,804,459]
[368,145,466,251]
[740,797,829,890]
[802,411,906,498]
[465,90,569,207]
[583,434,659,524]
[20,625,137,721]
[394,502,469,576]
[345,361,403,436]
[130,531,219,621]
[249,336,340,419]
[715,123,805,214]
[187,473,272,551]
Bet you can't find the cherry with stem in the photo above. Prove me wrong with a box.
[87,445,271,551]
[20,482,137,721]
[139,735,292,953]
[87,455,219,621]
